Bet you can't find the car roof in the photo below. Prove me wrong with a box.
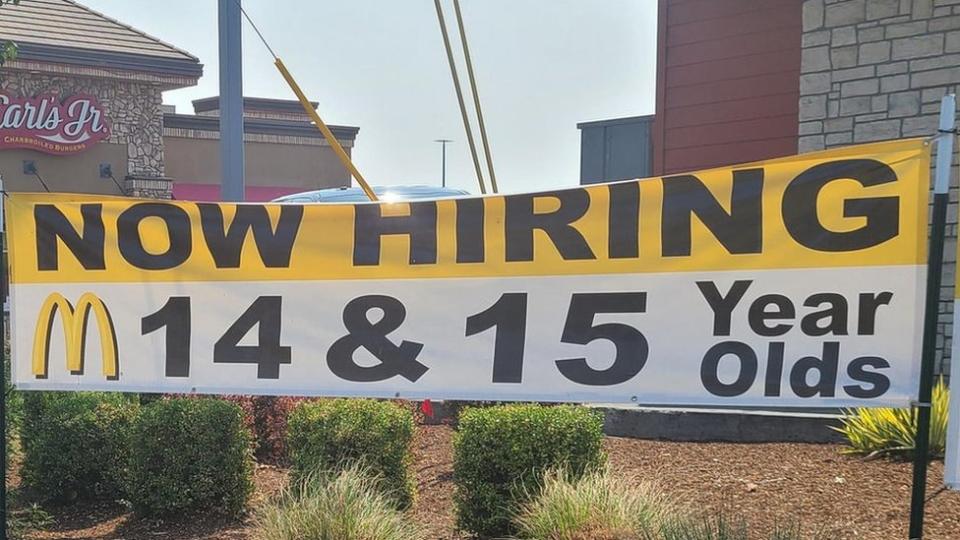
[272,185,471,203]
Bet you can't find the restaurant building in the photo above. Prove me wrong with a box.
[0,0,357,201]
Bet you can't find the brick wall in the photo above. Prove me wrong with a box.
[799,0,960,375]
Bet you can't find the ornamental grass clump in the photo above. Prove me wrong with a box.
[515,466,680,540]
[834,377,948,458]
[657,515,834,540]
[254,464,424,540]
[515,468,833,540]
[657,514,750,540]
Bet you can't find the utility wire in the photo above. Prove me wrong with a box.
[434,0,487,195]
[452,0,497,193]
[107,173,124,194]
[31,172,50,192]
[235,0,277,59]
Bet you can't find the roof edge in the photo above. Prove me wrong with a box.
[577,115,655,130]
[163,113,359,140]
[192,96,320,115]
[13,42,203,79]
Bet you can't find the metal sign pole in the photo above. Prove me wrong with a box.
[219,0,245,202]
[944,93,960,492]
[1,176,7,540]
[435,139,452,188]
[908,94,956,540]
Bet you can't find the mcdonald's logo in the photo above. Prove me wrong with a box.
[32,292,119,380]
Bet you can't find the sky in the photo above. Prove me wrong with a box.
[82,0,658,194]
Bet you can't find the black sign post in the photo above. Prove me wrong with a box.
[1,176,8,540]
[908,94,956,540]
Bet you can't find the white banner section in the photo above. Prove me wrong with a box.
[13,267,923,407]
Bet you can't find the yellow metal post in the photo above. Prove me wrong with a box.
[453,0,498,194]
[273,58,379,202]
[434,0,487,195]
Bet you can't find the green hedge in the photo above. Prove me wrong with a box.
[127,398,254,516]
[20,392,137,502]
[287,399,415,509]
[4,354,22,472]
[453,403,606,537]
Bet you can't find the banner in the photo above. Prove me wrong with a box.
[5,139,930,406]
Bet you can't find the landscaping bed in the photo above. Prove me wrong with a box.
[13,424,960,540]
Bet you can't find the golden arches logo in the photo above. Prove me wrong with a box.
[32,292,119,380]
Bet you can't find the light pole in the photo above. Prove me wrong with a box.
[434,139,452,187]
[219,0,244,202]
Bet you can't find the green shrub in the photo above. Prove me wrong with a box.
[516,466,678,540]
[215,395,318,465]
[246,396,312,464]
[287,399,415,509]
[5,389,21,466]
[127,397,254,516]
[255,463,424,540]
[835,378,948,458]
[453,403,606,537]
[4,352,22,470]
[20,391,137,502]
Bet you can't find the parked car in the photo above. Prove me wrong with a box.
[272,185,470,203]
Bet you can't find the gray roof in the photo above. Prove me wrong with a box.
[0,0,197,61]
[192,96,320,115]
[163,113,360,140]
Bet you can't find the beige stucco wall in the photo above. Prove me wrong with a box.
[0,143,128,194]
[163,136,350,189]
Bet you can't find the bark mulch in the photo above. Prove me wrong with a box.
[17,425,960,539]
[604,436,960,540]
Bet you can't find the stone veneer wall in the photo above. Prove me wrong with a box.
[0,68,167,179]
[123,176,173,199]
[799,0,960,375]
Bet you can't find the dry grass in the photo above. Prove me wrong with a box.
[515,466,681,540]
[253,464,424,540]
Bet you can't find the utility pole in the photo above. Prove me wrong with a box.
[435,139,452,188]
[219,0,245,202]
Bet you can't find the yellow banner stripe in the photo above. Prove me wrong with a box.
[6,139,930,284]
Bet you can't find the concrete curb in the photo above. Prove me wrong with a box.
[597,406,846,444]
[421,402,847,444]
